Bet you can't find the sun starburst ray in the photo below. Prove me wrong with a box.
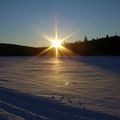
[61,30,79,42]
[60,46,77,56]
[36,46,53,56]
[36,17,79,57]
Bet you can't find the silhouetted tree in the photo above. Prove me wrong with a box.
[84,36,88,42]
[106,34,109,39]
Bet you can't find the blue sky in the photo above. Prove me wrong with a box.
[0,0,120,47]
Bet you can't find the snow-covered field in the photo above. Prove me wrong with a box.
[0,56,120,120]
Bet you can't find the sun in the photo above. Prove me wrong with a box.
[51,40,62,48]
[39,18,77,57]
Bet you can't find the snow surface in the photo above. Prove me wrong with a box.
[0,56,120,120]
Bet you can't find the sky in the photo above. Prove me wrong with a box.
[0,0,120,47]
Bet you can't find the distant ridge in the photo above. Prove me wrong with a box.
[0,43,47,56]
[0,35,120,56]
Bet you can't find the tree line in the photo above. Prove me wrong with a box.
[62,35,120,55]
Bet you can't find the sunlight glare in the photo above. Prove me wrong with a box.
[38,16,78,57]
[51,40,61,48]
[65,81,69,86]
